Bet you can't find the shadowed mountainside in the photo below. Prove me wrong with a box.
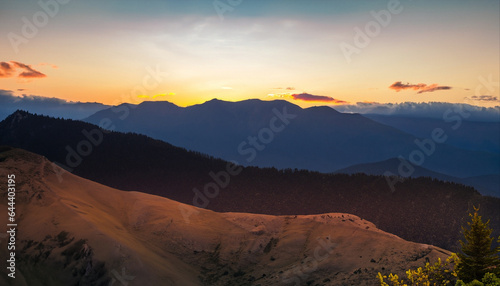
[364,114,500,154]
[0,111,499,252]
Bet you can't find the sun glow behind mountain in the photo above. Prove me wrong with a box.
[0,0,498,108]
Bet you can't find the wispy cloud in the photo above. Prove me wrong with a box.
[0,61,46,79]
[267,91,347,104]
[389,81,452,94]
[291,93,347,104]
[0,89,71,105]
[0,90,109,120]
[466,95,499,102]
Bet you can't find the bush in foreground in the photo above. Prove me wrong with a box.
[377,254,459,285]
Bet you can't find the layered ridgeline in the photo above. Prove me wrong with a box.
[0,111,499,252]
[363,114,500,154]
[343,113,500,197]
[335,158,500,198]
[0,148,452,285]
[83,99,500,179]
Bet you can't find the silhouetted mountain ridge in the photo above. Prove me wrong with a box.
[84,99,500,178]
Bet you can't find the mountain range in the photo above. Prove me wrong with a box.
[1,110,499,252]
[364,114,500,154]
[84,99,500,179]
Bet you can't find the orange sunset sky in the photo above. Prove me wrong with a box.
[0,0,499,108]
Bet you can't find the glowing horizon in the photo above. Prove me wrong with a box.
[0,0,498,109]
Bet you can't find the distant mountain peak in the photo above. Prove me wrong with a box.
[305,105,341,114]
[137,100,179,107]
[206,98,223,102]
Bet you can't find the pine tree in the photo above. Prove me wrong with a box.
[456,206,500,282]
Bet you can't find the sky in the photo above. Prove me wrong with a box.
[0,0,499,108]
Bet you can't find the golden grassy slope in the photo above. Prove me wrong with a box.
[0,148,450,285]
